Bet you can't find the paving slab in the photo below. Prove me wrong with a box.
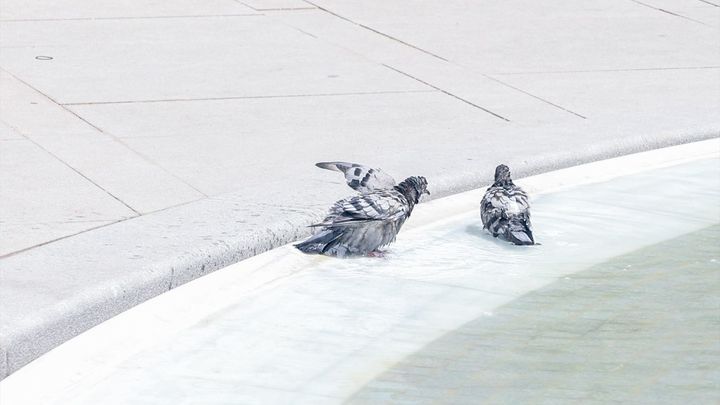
[0,15,425,104]
[67,87,720,198]
[489,68,720,125]
[269,6,720,127]
[0,0,255,20]
[36,134,206,213]
[0,140,135,255]
[309,0,720,72]
[0,71,205,215]
[240,0,315,11]
[69,91,500,195]
[629,0,720,28]
[269,9,586,124]
[0,120,22,139]
[675,5,720,28]
[0,71,97,138]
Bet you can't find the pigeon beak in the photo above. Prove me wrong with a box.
[425,189,431,195]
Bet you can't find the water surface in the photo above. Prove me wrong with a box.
[351,225,720,404]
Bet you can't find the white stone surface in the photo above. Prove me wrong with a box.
[0,0,718,381]
[37,134,206,213]
[69,91,497,195]
[0,140,135,255]
[0,121,22,140]
[0,71,98,138]
[240,0,315,10]
[676,5,720,28]
[0,15,424,104]
[490,68,720,125]
[269,9,585,124]
[309,0,720,72]
[631,0,720,28]
[0,72,205,215]
[0,0,255,20]
[1,145,717,405]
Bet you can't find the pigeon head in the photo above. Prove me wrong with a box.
[395,176,430,205]
[494,164,514,188]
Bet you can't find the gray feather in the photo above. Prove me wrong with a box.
[316,161,396,193]
[296,176,429,257]
[480,165,534,245]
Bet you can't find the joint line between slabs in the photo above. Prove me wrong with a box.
[629,0,710,25]
[493,66,720,75]
[238,1,316,11]
[0,191,210,259]
[0,217,137,259]
[482,75,587,119]
[60,90,437,106]
[236,0,316,11]
[302,0,449,62]
[382,64,511,122]
[697,0,719,7]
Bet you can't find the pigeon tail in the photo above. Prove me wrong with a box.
[505,217,534,245]
[294,228,343,255]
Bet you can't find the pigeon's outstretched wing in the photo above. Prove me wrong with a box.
[316,162,396,193]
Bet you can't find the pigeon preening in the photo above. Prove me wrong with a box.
[295,163,429,257]
[480,164,535,245]
[315,161,396,194]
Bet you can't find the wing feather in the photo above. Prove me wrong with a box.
[317,191,407,227]
[316,161,396,193]
[481,185,531,230]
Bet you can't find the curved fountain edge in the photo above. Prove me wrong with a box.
[0,131,718,381]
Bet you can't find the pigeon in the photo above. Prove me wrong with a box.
[315,161,396,193]
[295,175,429,257]
[480,164,534,245]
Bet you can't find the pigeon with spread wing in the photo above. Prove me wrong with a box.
[296,166,429,257]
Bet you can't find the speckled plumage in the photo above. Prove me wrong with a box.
[296,176,429,257]
[480,165,534,245]
[315,161,397,193]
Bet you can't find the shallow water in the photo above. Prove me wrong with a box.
[351,224,720,404]
[6,158,720,404]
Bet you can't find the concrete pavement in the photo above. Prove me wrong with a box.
[0,0,719,379]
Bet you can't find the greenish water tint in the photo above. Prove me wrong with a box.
[350,225,720,404]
